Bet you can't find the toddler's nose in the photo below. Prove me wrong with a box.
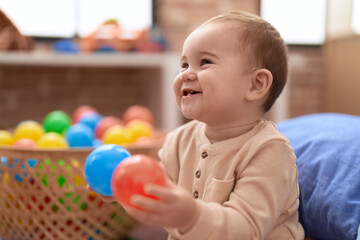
[180,69,197,81]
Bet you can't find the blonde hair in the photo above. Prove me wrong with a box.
[200,11,288,112]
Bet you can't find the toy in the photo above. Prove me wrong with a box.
[95,116,123,139]
[65,123,94,148]
[37,132,68,149]
[13,138,37,148]
[136,25,168,52]
[0,130,13,146]
[111,154,166,209]
[84,144,131,196]
[126,119,152,140]
[0,10,34,51]
[78,112,103,131]
[13,120,44,142]
[103,125,134,146]
[53,39,79,54]
[92,138,102,147]
[123,105,155,126]
[43,110,71,134]
[80,19,147,53]
[71,105,98,124]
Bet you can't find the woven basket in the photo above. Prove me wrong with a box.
[0,143,162,240]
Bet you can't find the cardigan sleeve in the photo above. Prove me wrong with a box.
[158,129,181,184]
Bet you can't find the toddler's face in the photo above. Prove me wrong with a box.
[173,23,254,125]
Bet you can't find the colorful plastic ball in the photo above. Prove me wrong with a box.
[95,116,123,139]
[37,132,68,149]
[126,120,153,140]
[123,105,155,126]
[84,144,131,196]
[14,120,44,142]
[72,105,98,124]
[111,154,166,208]
[43,110,71,134]
[0,130,14,146]
[65,123,94,148]
[13,138,37,149]
[78,112,103,131]
[92,139,102,147]
[103,125,134,146]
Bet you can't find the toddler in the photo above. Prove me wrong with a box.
[121,10,304,240]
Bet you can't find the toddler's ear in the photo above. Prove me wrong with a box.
[245,69,273,102]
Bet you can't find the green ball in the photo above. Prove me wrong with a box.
[43,110,71,134]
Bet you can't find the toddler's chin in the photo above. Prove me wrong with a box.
[181,111,195,121]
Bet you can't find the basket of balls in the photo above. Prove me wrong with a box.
[0,105,166,240]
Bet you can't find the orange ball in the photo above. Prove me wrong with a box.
[111,154,166,209]
[72,105,98,124]
[13,138,37,149]
[95,116,123,139]
[123,105,155,126]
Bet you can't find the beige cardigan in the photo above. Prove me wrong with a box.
[159,120,304,240]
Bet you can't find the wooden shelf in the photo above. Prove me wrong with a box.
[0,52,178,68]
[0,52,182,131]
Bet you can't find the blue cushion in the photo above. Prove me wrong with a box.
[277,113,360,240]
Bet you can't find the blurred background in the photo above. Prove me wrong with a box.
[0,0,359,131]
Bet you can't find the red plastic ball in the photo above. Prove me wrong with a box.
[95,116,123,139]
[111,154,166,208]
[13,138,37,149]
[122,105,155,126]
[71,105,98,124]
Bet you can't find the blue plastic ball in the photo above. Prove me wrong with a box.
[84,144,131,196]
[79,112,103,131]
[92,138,102,147]
[65,123,94,148]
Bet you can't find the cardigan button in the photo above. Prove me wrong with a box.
[193,190,199,199]
[201,151,208,159]
[195,170,201,178]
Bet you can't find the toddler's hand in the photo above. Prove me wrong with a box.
[123,180,199,233]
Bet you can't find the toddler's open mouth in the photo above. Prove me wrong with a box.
[182,89,201,96]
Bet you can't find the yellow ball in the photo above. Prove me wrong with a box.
[126,120,152,140]
[14,120,45,142]
[0,130,14,146]
[103,125,134,146]
[37,132,68,149]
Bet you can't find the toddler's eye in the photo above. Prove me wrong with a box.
[201,59,212,66]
